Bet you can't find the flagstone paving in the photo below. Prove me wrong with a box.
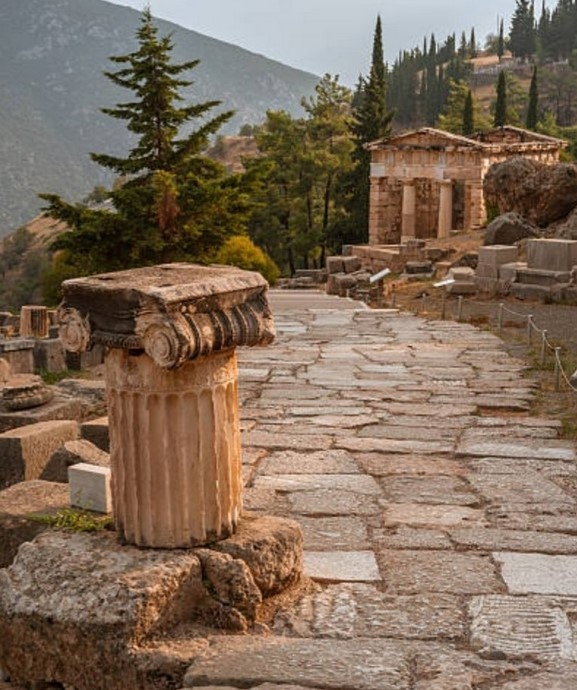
[3,294,577,690]
[181,291,577,689]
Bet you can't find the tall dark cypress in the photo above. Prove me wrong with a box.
[336,15,394,245]
[494,70,508,127]
[470,27,478,57]
[498,19,505,61]
[463,89,474,135]
[510,0,536,60]
[526,66,539,130]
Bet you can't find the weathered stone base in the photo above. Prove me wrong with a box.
[0,480,69,568]
[0,514,304,690]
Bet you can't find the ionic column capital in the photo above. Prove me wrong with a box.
[58,263,275,369]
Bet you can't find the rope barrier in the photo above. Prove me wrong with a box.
[391,290,577,395]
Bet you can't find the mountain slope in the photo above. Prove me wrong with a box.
[0,0,319,236]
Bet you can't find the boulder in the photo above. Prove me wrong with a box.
[548,205,577,240]
[484,156,577,226]
[484,212,538,246]
[212,514,303,596]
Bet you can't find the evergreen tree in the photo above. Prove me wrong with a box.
[526,66,539,129]
[338,16,394,245]
[498,19,505,61]
[463,89,475,134]
[547,0,577,61]
[470,28,478,58]
[537,0,551,59]
[437,80,489,134]
[494,70,508,126]
[247,76,354,272]
[425,34,440,124]
[459,31,468,58]
[41,9,247,277]
[510,0,536,60]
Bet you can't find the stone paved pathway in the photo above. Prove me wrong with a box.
[181,291,577,689]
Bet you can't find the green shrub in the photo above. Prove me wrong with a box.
[214,235,280,285]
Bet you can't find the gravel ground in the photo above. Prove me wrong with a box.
[394,290,577,359]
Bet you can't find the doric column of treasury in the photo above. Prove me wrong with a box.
[465,180,487,229]
[368,177,384,245]
[401,180,417,241]
[58,263,275,548]
[437,180,453,239]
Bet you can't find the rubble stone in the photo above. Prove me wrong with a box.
[0,420,78,490]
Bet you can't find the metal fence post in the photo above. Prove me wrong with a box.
[498,303,504,335]
[540,329,548,366]
[555,347,562,391]
[457,296,463,322]
[527,314,534,346]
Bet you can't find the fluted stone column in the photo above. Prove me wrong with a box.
[20,306,49,339]
[438,180,453,239]
[401,180,416,241]
[465,180,487,229]
[58,263,275,548]
[106,349,241,546]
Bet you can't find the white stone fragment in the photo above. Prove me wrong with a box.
[68,462,112,514]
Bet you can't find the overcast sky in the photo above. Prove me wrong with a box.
[106,0,552,85]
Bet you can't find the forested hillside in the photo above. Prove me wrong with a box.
[387,0,577,143]
[0,0,318,236]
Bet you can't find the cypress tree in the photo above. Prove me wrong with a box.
[494,70,508,126]
[41,10,247,276]
[463,89,474,135]
[510,0,536,60]
[470,27,478,58]
[337,15,394,245]
[459,31,468,58]
[498,19,505,61]
[526,66,539,130]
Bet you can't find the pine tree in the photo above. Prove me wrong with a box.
[41,9,247,277]
[463,89,475,135]
[526,66,539,129]
[494,70,508,126]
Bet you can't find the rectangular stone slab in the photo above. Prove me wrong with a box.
[68,462,112,514]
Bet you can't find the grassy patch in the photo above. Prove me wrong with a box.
[30,507,112,532]
[36,369,85,385]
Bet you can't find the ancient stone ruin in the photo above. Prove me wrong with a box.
[0,263,305,690]
[476,238,577,301]
[58,262,276,547]
[366,126,566,245]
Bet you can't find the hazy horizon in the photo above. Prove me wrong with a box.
[105,0,556,85]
